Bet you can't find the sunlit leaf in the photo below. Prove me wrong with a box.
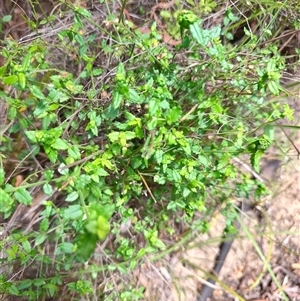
[65,191,79,202]
[107,132,120,142]
[3,75,18,85]
[96,215,110,241]
[30,85,45,99]
[52,138,69,150]
[43,183,53,196]
[18,72,26,89]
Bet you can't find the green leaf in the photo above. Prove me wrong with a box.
[97,167,109,176]
[0,66,7,77]
[160,10,171,19]
[217,154,230,169]
[52,138,69,150]
[112,91,123,109]
[33,279,45,287]
[130,259,137,270]
[40,218,49,232]
[181,35,191,48]
[22,240,31,253]
[48,89,69,102]
[65,80,83,94]
[267,80,279,95]
[18,72,26,89]
[283,103,294,121]
[124,131,136,140]
[75,6,92,18]
[250,149,264,173]
[2,15,12,23]
[117,264,129,274]
[35,233,47,245]
[75,232,97,261]
[42,284,59,297]
[30,85,45,99]
[198,155,209,167]
[190,21,206,45]
[115,62,126,81]
[74,33,85,45]
[17,279,33,290]
[58,163,69,175]
[119,132,127,147]
[44,170,54,181]
[90,185,102,198]
[92,68,103,76]
[178,10,198,29]
[57,242,74,254]
[155,150,163,164]
[34,100,49,118]
[65,191,79,202]
[14,188,32,205]
[172,169,182,182]
[8,285,20,296]
[136,248,146,258]
[62,205,83,220]
[129,88,143,104]
[167,106,182,124]
[46,148,58,163]
[3,75,18,85]
[210,26,221,39]
[4,184,14,193]
[68,145,81,160]
[159,99,170,110]
[43,183,53,195]
[107,132,120,142]
[42,114,53,129]
[85,219,97,235]
[152,238,166,250]
[148,98,160,115]
[264,125,275,140]
[0,168,5,186]
[96,215,110,241]
[106,104,119,120]
[25,131,37,143]
[183,187,191,197]
[8,106,17,120]
[22,53,32,71]
[88,203,115,220]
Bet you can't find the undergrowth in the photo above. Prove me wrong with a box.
[0,0,298,300]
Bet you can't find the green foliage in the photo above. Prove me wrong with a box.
[0,14,12,34]
[178,10,198,30]
[0,1,297,300]
[75,203,115,260]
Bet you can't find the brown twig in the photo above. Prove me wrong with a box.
[138,171,157,203]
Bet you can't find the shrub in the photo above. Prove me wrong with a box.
[0,2,296,300]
